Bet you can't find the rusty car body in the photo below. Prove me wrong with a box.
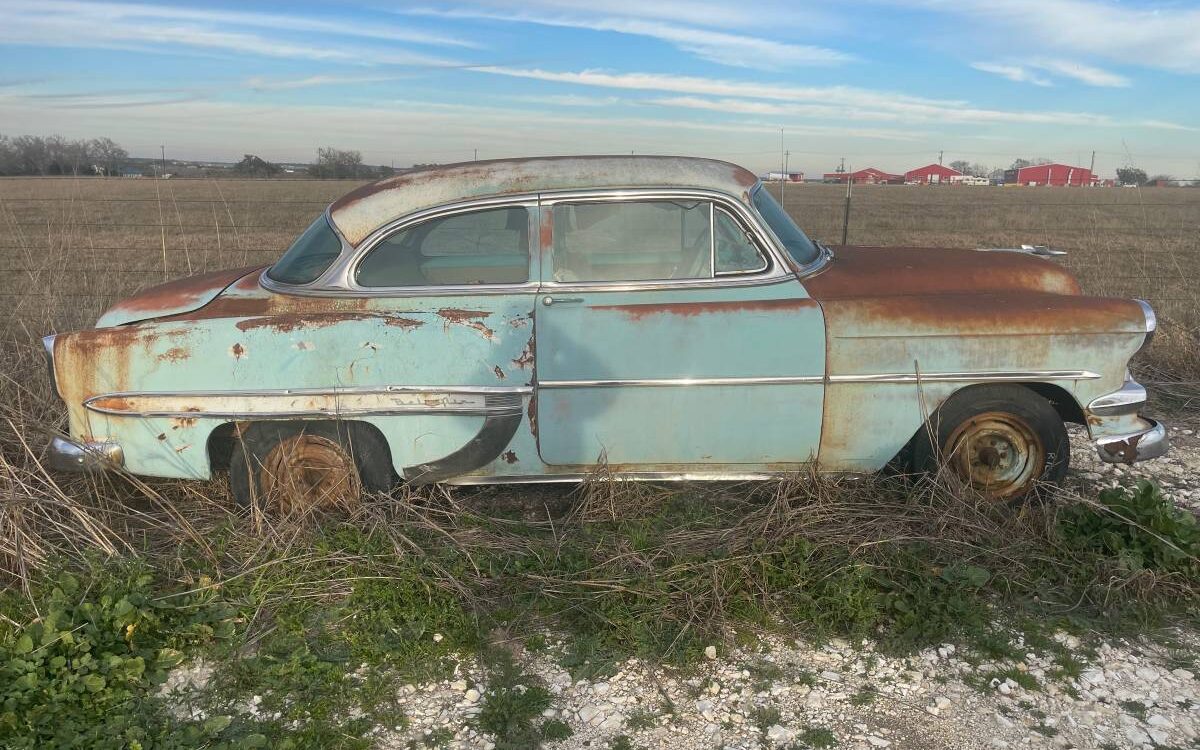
[43,156,1166,504]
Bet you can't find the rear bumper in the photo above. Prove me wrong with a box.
[47,436,124,473]
[1086,378,1168,464]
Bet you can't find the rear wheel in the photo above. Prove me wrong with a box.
[229,422,392,513]
[911,385,1069,500]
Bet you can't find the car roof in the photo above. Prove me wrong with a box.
[327,155,760,246]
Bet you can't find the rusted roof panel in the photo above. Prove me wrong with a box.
[328,156,760,246]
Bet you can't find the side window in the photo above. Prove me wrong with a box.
[551,200,711,282]
[714,208,767,275]
[356,206,530,287]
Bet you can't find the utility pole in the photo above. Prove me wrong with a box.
[473,148,478,161]
[160,144,166,177]
[1089,149,1096,175]
[838,157,845,173]
[938,150,943,165]
[782,149,791,208]
[779,128,786,207]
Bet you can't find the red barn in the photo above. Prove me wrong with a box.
[1003,163,1096,187]
[822,167,901,185]
[905,163,962,184]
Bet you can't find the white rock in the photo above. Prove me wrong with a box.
[1135,666,1159,681]
[705,646,718,660]
[820,670,842,683]
[1171,668,1194,681]
[765,725,795,744]
[463,689,480,704]
[1148,729,1169,745]
[1147,714,1173,728]
[866,737,892,748]
[432,633,443,643]
[593,682,611,696]
[577,705,600,724]
[600,713,625,731]
[1125,725,1152,745]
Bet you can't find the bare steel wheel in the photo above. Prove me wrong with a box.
[945,411,1045,499]
[910,385,1070,501]
[259,434,362,513]
[229,421,394,512]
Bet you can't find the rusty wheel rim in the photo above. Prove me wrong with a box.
[945,411,1044,499]
[259,434,361,513]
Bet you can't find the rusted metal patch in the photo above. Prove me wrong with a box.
[158,346,190,363]
[806,246,1081,299]
[502,450,518,464]
[512,336,535,370]
[235,312,423,333]
[437,308,495,339]
[594,298,819,320]
[493,365,506,380]
[96,265,265,327]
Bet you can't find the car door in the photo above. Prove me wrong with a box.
[533,191,826,469]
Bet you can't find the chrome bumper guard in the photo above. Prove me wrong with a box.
[1087,378,1169,464]
[47,436,124,473]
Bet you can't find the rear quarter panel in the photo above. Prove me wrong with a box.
[52,271,537,479]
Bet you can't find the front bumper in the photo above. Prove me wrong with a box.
[47,436,124,473]
[1095,419,1168,464]
[1087,378,1169,465]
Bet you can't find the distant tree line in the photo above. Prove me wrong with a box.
[307,146,394,179]
[0,134,129,176]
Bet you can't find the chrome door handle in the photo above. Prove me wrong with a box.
[542,296,583,306]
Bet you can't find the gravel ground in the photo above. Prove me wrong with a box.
[165,416,1200,750]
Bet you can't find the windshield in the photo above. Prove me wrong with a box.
[751,185,820,266]
[267,214,343,285]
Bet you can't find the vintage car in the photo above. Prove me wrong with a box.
[43,156,1166,507]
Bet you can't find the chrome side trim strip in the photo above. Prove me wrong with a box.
[538,371,1101,389]
[447,470,788,485]
[828,370,1101,384]
[85,386,530,419]
[538,376,823,388]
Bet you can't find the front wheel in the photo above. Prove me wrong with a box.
[911,385,1069,500]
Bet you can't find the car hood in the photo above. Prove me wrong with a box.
[95,265,267,328]
[803,245,1082,300]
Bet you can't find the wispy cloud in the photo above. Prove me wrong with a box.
[970,63,1052,87]
[901,0,1200,75]
[475,67,1139,127]
[1030,59,1129,88]
[972,59,1128,88]
[407,6,850,69]
[244,75,415,92]
[0,1,469,67]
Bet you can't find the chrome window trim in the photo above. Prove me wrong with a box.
[260,186,813,297]
[713,205,769,277]
[352,199,539,291]
[42,334,59,399]
[749,181,829,278]
[261,207,357,294]
[262,195,543,298]
[537,187,792,291]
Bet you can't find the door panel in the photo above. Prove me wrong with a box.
[533,284,825,466]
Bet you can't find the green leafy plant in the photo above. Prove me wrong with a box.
[1060,481,1200,577]
[0,563,234,749]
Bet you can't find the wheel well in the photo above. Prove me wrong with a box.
[206,419,394,476]
[1015,382,1086,425]
[889,381,1085,471]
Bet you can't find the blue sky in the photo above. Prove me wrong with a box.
[1,0,1198,177]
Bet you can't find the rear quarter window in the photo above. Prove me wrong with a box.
[267,214,343,285]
